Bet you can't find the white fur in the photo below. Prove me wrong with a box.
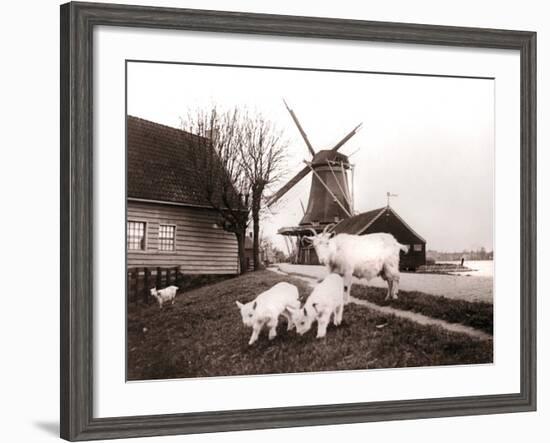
[150,285,179,308]
[236,282,300,345]
[312,232,408,302]
[289,273,344,338]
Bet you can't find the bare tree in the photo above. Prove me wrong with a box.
[182,107,251,274]
[182,106,287,273]
[239,112,287,270]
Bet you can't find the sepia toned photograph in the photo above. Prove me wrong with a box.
[126,61,494,381]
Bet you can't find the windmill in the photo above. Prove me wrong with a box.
[267,100,362,264]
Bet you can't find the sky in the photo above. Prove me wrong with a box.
[127,61,494,253]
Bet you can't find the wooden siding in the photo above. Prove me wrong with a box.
[127,201,239,274]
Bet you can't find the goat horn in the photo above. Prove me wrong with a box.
[322,223,336,234]
[305,228,318,237]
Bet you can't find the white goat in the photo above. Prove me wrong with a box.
[289,273,344,338]
[150,285,179,308]
[236,282,300,345]
[310,230,408,302]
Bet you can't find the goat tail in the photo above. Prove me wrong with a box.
[399,243,409,253]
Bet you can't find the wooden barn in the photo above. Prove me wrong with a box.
[332,206,427,270]
[126,116,240,275]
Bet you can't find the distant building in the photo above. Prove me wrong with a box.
[333,206,426,270]
[243,235,256,272]
[126,116,240,274]
[244,233,270,270]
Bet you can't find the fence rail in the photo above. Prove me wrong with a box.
[127,266,181,305]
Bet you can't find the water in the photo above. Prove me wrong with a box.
[440,260,494,277]
[278,263,494,303]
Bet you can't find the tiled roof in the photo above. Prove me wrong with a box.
[332,207,385,235]
[127,116,241,208]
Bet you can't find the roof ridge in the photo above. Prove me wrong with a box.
[127,115,204,140]
[386,206,426,243]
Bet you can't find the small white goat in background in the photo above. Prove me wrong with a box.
[150,285,179,308]
[236,282,300,345]
[289,273,344,339]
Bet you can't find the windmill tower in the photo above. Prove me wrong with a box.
[267,101,362,264]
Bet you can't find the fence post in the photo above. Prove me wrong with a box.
[156,267,161,289]
[127,269,133,304]
[133,268,139,305]
[176,269,183,288]
[143,267,150,304]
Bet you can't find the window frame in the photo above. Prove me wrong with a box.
[158,223,177,252]
[126,220,148,252]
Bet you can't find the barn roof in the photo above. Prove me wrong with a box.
[127,116,241,209]
[332,207,385,235]
[333,206,426,243]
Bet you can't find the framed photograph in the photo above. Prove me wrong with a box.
[60,1,536,441]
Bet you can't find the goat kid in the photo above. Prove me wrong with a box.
[150,285,179,308]
[236,282,300,345]
[289,273,344,339]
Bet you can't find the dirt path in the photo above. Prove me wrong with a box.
[270,268,492,341]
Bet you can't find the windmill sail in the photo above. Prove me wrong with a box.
[330,123,362,152]
[266,165,311,207]
[283,99,316,156]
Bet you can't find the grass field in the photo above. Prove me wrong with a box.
[127,271,493,381]
[352,286,493,334]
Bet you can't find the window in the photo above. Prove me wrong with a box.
[159,224,176,251]
[127,221,146,250]
[413,244,423,252]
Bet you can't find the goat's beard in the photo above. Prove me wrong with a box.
[314,245,331,265]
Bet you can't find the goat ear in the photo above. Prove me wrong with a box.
[312,303,319,313]
[303,307,308,317]
[235,301,243,309]
[287,307,298,317]
[253,301,257,310]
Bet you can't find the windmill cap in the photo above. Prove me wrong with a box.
[311,150,351,167]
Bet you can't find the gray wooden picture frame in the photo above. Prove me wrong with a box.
[60,1,537,441]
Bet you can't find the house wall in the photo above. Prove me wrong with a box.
[364,211,426,270]
[127,200,239,274]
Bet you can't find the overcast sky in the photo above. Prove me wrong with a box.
[127,61,494,253]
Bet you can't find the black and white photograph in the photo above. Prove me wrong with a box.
[0,0,545,440]
[126,61,494,381]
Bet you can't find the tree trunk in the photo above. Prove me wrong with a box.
[235,230,247,274]
[252,187,263,271]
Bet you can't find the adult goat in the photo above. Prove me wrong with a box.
[304,225,408,302]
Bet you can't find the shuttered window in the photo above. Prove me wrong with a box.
[413,244,423,252]
[127,221,146,250]
[159,224,176,251]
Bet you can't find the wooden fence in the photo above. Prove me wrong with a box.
[127,266,182,305]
